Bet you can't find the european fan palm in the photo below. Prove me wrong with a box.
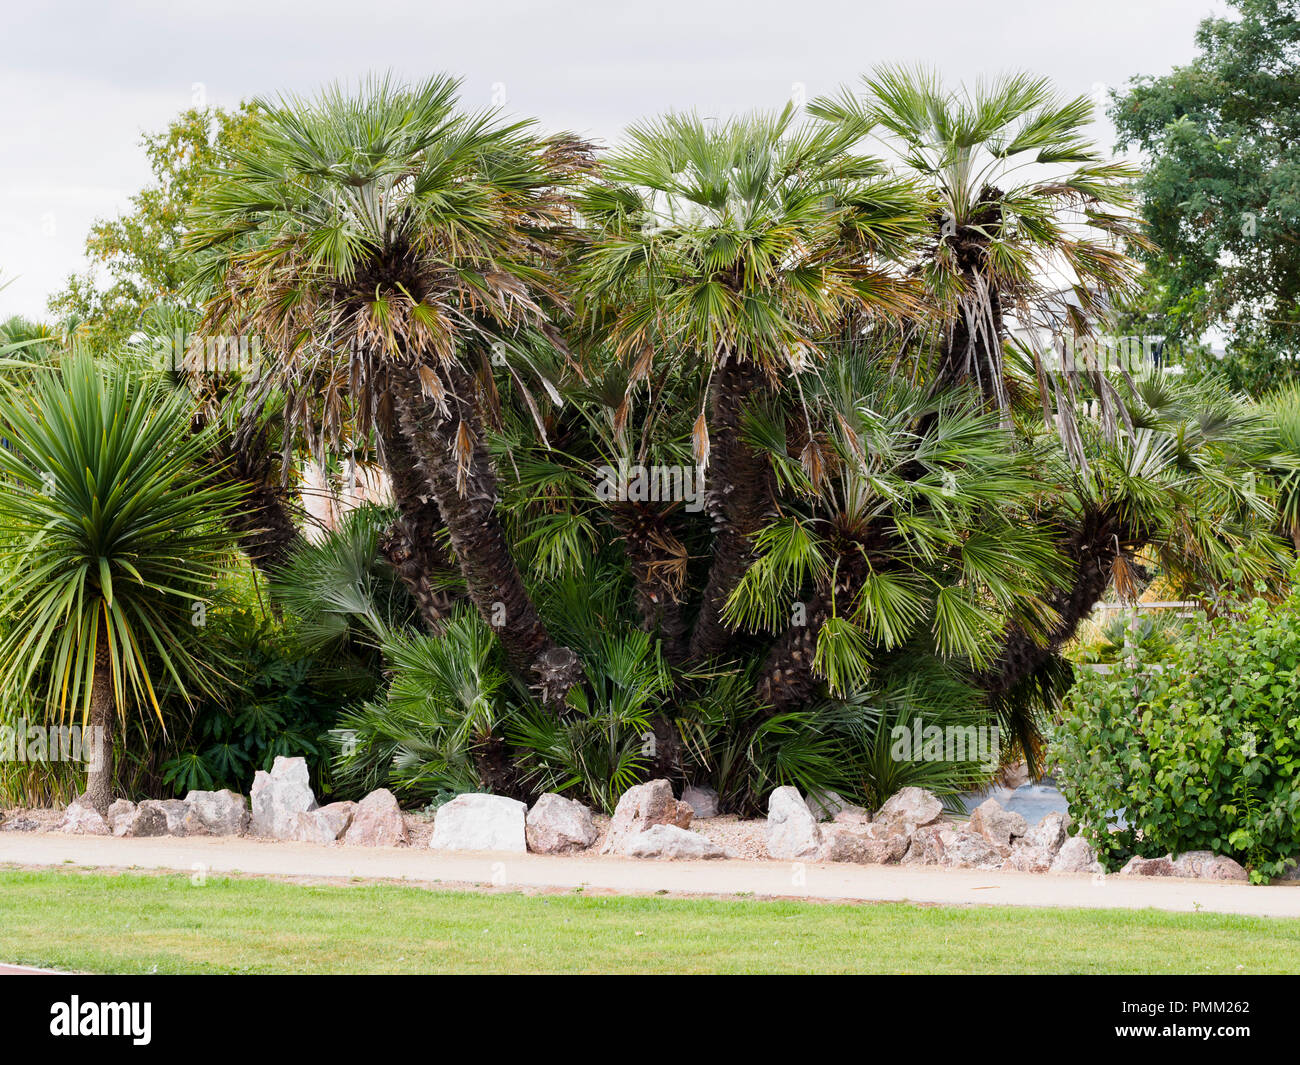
[812,66,1146,446]
[0,353,240,811]
[187,74,590,707]
[575,105,928,662]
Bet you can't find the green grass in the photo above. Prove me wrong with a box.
[2,868,1299,973]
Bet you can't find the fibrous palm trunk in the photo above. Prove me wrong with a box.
[81,643,115,814]
[392,363,581,709]
[978,509,1131,698]
[756,546,875,713]
[376,423,462,631]
[611,502,690,665]
[689,357,774,661]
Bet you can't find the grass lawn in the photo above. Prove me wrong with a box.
[2,867,1299,974]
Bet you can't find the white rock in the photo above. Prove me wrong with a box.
[968,798,1028,846]
[430,793,527,852]
[137,799,190,836]
[108,799,168,838]
[600,780,693,855]
[1049,835,1104,874]
[807,789,851,822]
[288,801,356,844]
[525,793,597,853]
[250,756,317,839]
[766,786,823,860]
[681,785,720,819]
[57,797,109,835]
[1170,850,1249,881]
[342,789,408,847]
[182,789,249,836]
[624,824,724,860]
[874,787,943,834]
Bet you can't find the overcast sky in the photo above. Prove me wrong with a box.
[0,0,1232,321]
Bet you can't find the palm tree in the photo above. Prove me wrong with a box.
[0,353,240,811]
[575,105,927,664]
[187,74,589,708]
[811,66,1146,446]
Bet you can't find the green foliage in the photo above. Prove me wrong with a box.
[0,352,240,727]
[1111,0,1300,393]
[49,105,261,352]
[1053,587,1300,882]
[156,600,361,798]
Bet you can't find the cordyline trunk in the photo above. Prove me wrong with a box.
[376,423,462,631]
[611,502,690,665]
[978,509,1133,698]
[689,357,775,661]
[80,643,115,814]
[392,363,581,710]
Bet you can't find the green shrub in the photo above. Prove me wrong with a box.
[1053,590,1300,882]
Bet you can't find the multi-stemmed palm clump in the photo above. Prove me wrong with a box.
[165,71,1290,811]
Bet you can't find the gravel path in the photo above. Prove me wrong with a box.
[2,832,1299,918]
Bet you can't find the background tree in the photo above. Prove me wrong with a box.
[1111,0,1300,394]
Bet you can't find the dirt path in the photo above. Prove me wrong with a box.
[3,832,1299,918]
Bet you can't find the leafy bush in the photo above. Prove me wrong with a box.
[154,580,378,799]
[1053,589,1300,882]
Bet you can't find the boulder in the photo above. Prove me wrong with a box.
[430,793,527,852]
[525,793,597,853]
[288,801,356,844]
[250,756,317,839]
[968,798,1028,846]
[1120,855,1177,877]
[940,826,1010,870]
[624,824,725,860]
[57,797,110,835]
[1049,835,1103,874]
[875,787,943,834]
[138,799,191,836]
[182,790,249,836]
[108,799,168,838]
[901,824,948,866]
[819,824,908,864]
[681,785,720,820]
[342,789,408,847]
[1003,811,1071,872]
[601,780,693,855]
[832,808,873,826]
[766,786,823,860]
[1170,851,1249,882]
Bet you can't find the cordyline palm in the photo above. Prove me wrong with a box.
[574,105,927,664]
[186,74,589,708]
[812,66,1146,449]
[0,353,240,811]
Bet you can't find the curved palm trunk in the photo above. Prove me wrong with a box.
[689,358,774,661]
[392,364,581,710]
[978,510,1130,698]
[81,644,115,814]
[376,423,462,631]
